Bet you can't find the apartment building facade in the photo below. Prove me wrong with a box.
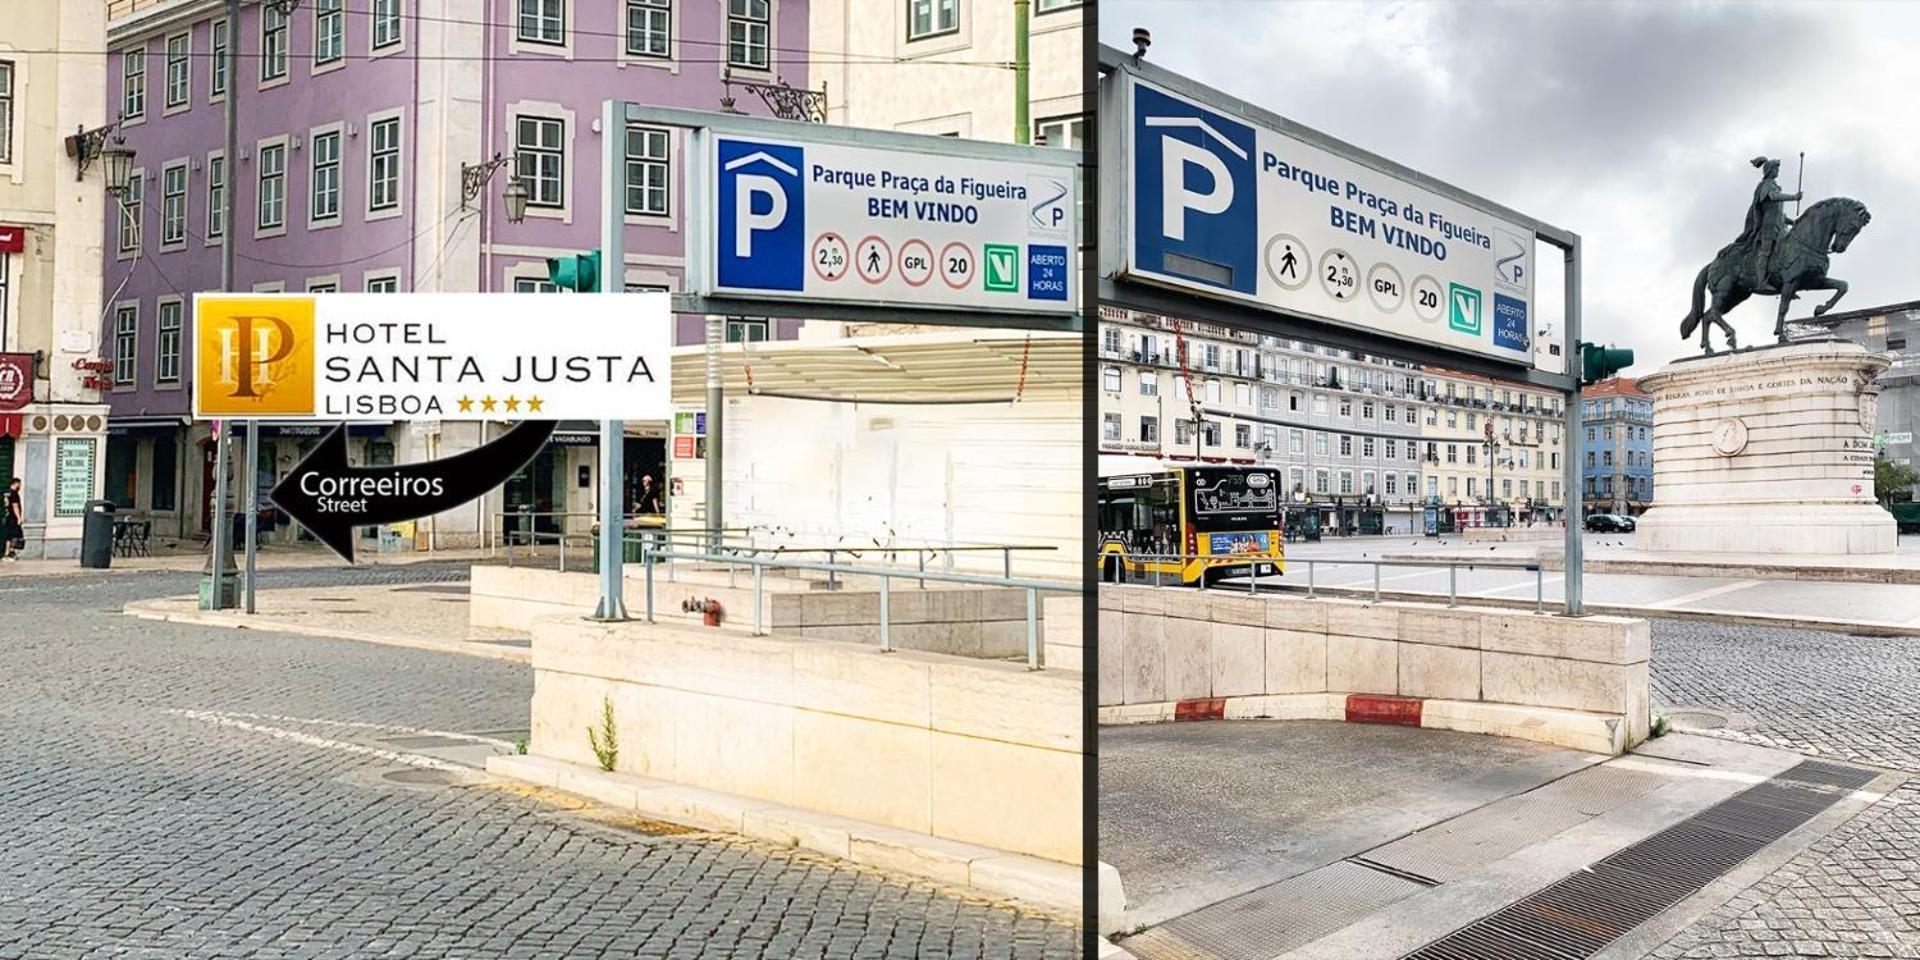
[1580,376,1653,516]
[0,1,112,558]
[1789,299,1920,503]
[99,0,808,546]
[1418,366,1566,527]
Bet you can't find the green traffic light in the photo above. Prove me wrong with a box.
[1578,341,1635,385]
[545,250,602,292]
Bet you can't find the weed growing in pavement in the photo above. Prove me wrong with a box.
[514,737,528,755]
[1650,714,1671,738]
[587,697,619,771]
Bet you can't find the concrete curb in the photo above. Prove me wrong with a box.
[124,598,533,664]
[486,754,1083,921]
[1099,693,1629,755]
[1379,550,1920,585]
[1261,582,1920,637]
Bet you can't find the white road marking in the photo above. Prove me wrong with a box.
[193,710,516,749]
[164,709,498,767]
[1646,580,1761,610]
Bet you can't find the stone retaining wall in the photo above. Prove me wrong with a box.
[526,615,1083,863]
[1097,585,1651,754]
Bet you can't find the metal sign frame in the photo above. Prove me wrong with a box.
[622,103,1084,333]
[1096,46,1591,614]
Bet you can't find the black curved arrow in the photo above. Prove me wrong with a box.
[269,420,558,562]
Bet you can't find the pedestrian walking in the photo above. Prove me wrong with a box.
[2,476,23,562]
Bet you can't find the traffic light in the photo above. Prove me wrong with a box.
[546,250,601,292]
[1578,340,1634,385]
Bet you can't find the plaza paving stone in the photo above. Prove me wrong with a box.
[0,563,1081,960]
[1647,618,1920,959]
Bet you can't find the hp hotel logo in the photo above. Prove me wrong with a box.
[1132,83,1259,294]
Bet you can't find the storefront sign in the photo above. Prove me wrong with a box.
[0,225,24,254]
[192,293,673,421]
[53,438,96,517]
[0,353,32,411]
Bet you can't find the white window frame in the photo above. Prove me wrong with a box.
[624,0,673,63]
[204,150,225,244]
[1035,114,1084,151]
[113,302,138,387]
[121,48,147,122]
[208,18,229,100]
[371,0,406,55]
[363,269,402,292]
[312,0,347,72]
[155,296,183,385]
[306,274,341,293]
[159,159,188,250]
[511,104,572,221]
[260,4,290,85]
[623,123,670,218]
[365,109,404,220]
[727,0,772,71]
[163,32,191,113]
[0,60,14,169]
[117,168,145,257]
[907,0,959,41]
[308,123,344,228]
[254,136,288,238]
[514,0,572,57]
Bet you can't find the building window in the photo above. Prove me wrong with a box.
[369,116,402,212]
[1139,372,1158,396]
[1288,430,1302,454]
[625,125,669,216]
[514,277,559,293]
[725,319,770,342]
[156,300,182,383]
[0,61,12,164]
[118,171,144,253]
[373,0,404,48]
[1139,416,1158,444]
[122,49,146,120]
[1315,469,1329,495]
[257,142,285,229]
[205,153,225,240]
[164,34,190,109]
[728,0,770,69]
[1363,436,1375,458]
[160,163,186,246]
[365,274,400,292]
[314,0,345,65]
[1103,414,1120,442]
[1385,474,1397,496]
[1101,367,1119,392]
[516,116,565,208]
[1314,433,1327,457]
[1036,0,1080,9]
[114,306,137,384]
[209,20,228,97]
[518,0,565,43]
[1339,435,1352,457]
[1035,115,1084,150]
[1234,424,1251,449]
[151,435,178,511]
[626,0,671,57]
[310,129,341,222]
[261,5,289,81]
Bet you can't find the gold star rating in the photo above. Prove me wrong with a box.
[526,396,544,413]
[480,396,497,412]
[504,395,521,413]
[457,396,474,413]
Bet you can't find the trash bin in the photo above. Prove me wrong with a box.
[80,499,115,569]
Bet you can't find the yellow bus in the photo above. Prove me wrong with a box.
[1096,465,1285,586]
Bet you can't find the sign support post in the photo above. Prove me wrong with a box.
[595,98,629,621]
[1562,237,1584,616]
[243,424,258,612]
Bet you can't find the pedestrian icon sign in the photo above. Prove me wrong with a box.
[1448,282,1483,336]
[984,244,1020,292]
[855,236,892,284]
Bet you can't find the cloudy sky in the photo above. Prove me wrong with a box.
[1099,0,1920,375]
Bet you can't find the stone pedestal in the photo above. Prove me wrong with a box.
[1636,340,1894,555]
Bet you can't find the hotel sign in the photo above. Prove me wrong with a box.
[191,293,673,421]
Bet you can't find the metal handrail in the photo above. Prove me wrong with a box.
[638,544,1076,669]
[1104,551,1546,613]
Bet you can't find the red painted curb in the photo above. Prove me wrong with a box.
[1346,694,1423,726]
[1173,698,1226,721]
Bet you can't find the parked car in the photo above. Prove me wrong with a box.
[1584,513,1636,533]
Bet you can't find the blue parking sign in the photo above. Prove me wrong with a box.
[1027,245,1069,301]
[1492,293,1529,352]
[716,138,805,292]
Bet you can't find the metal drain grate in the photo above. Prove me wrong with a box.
[1403,760,1875,960]
[1131,861,1427,960]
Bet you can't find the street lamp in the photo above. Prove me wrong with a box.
[68,124,134,189]
[100,137,136,197]
[460,153,527,223]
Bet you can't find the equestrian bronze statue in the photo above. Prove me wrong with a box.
[1679,156,1870,353]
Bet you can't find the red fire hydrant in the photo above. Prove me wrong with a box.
[682,597,724,627]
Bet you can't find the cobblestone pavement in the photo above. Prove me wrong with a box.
[1647,619,1920,959]
[0,565,1081,960]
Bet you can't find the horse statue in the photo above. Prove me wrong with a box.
[1679,159,1870,353]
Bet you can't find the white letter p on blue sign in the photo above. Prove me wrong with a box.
[1160,136,1233,242]
[735,174,789,259]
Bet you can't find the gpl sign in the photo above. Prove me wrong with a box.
[1121,73,1538,366]
[709,132,1077,315]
